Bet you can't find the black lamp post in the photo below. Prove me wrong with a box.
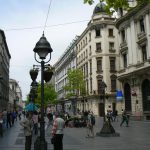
[29,81,38,103]
[96,81,120,137]
[33,33,53,150]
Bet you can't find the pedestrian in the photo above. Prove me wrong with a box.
[112,110,118,122]
[120,110,129,127]
[11,110,16,125]
[86,112,95,138]
[2,109,7,128]
[51,112,65,150]
[6,111,12,128]
[20,112,33,150]
[32,111,38,135]
[18,110,22,120]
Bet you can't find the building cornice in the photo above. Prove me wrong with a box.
[115,2,149,29]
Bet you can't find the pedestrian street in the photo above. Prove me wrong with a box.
[0,117,150,150]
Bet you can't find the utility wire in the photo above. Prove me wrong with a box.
[43,0,52,32]
[4,20,90,31]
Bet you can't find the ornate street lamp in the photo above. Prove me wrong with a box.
[33,33,53,150]
[96,81,120,137]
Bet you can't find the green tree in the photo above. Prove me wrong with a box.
[84,0,150,15]
[64,69,86,98]
[35,83,57,106]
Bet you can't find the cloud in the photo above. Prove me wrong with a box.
[0,0,99,100]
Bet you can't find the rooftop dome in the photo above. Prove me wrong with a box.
[93,2,106,15]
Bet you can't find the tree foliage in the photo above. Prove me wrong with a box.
[64,69,86,98]
[84,0,150,14]
[35,83,57,106]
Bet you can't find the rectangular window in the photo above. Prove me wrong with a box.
[98,79,102,94]
[121,29,125,42]
[87,80,89,94]
[89,46,92,56]
[89,33,91,41]
[89,59,92,74]
[109,42,114,50]
[97,58,102,72]
[86,62,88,77]
[140,18,145,32]
[123,53,127,68]
[96,43,101,52]
[90,78,92,93]
[142,45,147,61]
[95,28,101,37]
[111,79,116,92]
[86,49,88,58]
[109,29,113,37]
[110,57,116,71]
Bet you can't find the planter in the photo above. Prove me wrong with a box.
[44,69,53,82]
[30,69,38,81]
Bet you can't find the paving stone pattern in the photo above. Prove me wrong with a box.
[0,117,150,150]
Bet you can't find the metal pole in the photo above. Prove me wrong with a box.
[40,60,47,150]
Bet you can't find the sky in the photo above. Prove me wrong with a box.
[0,0,100,100]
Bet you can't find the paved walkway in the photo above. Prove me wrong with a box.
[0,117,150,150]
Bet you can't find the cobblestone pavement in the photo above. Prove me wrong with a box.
[0,117,150,150]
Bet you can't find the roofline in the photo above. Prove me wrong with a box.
[0,29,11,59]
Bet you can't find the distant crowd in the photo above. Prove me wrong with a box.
[0,109,23,137]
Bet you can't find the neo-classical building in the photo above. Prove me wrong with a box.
[75,3,120,116]
[54,2,120,116]
[0,29,11,111]
[9,79,22,110]
[54,38,77,113]
[116,2,150,120]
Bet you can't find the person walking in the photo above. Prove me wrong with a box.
[51,112,65,150]
[86,112,95,138]
[2,109,7,128]
[120,110,129,127]
[32,111,38,135]
[113,110,118,122]
[20,113,33,150]
[6,111,12,128]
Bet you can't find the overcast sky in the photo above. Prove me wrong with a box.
[0,0,99,100]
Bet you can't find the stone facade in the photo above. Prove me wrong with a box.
[9,79,22,110]
[54,38,77,114]
[116,2,150,120]
[75,4,119,116]
[54,3,120,116]
[0,29,11,111]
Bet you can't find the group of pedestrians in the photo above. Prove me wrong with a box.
[20,109,65,150]
[1,106,130,150]
[0,109,22,137]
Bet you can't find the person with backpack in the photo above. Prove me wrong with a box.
[86,111,95,138]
